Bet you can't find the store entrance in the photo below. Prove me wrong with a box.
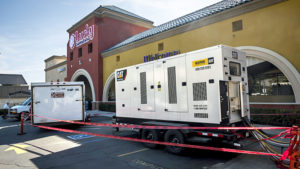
[75,75,93,109]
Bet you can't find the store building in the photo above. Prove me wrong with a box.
[0,74,30,108]
[66,5,153,108]
[101,0,300,106]
[44,55,67,82]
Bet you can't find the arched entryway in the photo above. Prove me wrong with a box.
[247,58,295,102]
[102,72,115,101]
[71,69,96,102]
[237,46,300,103]
[75,75,93,101]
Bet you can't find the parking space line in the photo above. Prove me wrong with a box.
[23,143,54,154]
[0,124,20,130]
[117,148,149,157]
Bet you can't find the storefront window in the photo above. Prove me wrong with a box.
[247,60,295,103]
[78,48,82,57]
[88,43,93,53]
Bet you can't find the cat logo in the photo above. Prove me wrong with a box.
[117,69,127,81]
[208,57,214,64]
[192,57,214,67]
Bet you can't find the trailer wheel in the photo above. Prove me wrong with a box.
[164,130,185,154]
[141,129,159,148]
[113,127,119,132]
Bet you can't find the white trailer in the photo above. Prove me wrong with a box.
[31,82,85,125]
[114,45,250,153]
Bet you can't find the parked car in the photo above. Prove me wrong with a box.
[9,97,31,120]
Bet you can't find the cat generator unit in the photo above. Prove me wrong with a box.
[114,45,250,154]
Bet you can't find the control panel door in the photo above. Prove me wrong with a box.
[164,57,188,112]
[137,64,155,111]
[154,62,166,112]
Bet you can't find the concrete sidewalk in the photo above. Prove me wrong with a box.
[86,110,115,118]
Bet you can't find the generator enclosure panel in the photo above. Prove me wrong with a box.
[31,82,85,124]
[115,45,249,125]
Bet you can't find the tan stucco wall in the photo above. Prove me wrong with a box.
[45,64,67,82]
[46,58,66,69]
[103,0,300,88]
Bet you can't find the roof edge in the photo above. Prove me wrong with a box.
[67,8,100,33]
[0,74,27,85]
[44,55,67,62]
[101,0,284,57]
[67,6,153,33]
[102,6,153,24]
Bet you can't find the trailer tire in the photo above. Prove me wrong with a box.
[164,130,185,154]
[113,127,119,132]
[141,129,159,149]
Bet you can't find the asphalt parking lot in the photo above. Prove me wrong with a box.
[0,112,277,169]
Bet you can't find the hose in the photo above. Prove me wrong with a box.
[243,118,300,168]
[255,129,289,144]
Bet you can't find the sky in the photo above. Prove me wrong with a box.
[0,0,222,84]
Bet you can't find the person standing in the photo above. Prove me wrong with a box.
[2,102,9,119]
[3,102,9,109]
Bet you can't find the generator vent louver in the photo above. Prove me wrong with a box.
[193,82,207,101]
[168,66,177,104]
[194,113,208,118]
[140,72,147,104]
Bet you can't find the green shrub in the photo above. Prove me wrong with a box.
[99,103,116,112]
[250,107,300,127]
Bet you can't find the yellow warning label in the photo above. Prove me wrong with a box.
[158,81,161,92]
[192,58,208,67]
